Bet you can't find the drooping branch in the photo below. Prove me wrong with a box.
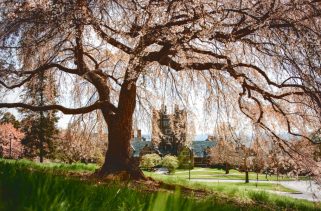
[0,63,80,89]
[0,100,117,115]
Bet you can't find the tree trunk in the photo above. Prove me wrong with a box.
[245,171,249,183]
[96,70,145,180]
[98,117,145,180]
[225,163,229,174]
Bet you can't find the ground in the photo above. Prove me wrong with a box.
[0,159,320,211]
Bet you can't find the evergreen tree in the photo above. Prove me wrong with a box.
[0,112,20,129]
[20,71,59,162]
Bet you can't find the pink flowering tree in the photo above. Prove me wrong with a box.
[0,123,25,159]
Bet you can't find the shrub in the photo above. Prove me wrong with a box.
[140,153,161,171]
[177,147,194,169]
[162,155,179,174]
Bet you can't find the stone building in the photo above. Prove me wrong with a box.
[131,105,217,167]
[151,105,187,155]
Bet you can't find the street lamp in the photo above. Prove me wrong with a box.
[188,160,191,180]
[188,148,193,180]
[9,134,12,159]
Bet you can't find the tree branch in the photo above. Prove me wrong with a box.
[0,100,117,115]
[0,63,80,89]
[92,24,133,54]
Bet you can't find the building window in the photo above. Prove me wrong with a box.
[162,120,169,127]
[165,129,171,135]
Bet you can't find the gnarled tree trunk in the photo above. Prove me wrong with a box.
[97,69,146,180]
[98,116,145,180]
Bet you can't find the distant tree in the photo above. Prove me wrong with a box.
[265,141,310,179]
[247,140,269,185]
[54,121,107,164]
[21,115,59,161]
[235,144,254,183]
[210,139,238,174]
[267,145,293,180]
[210,122,239,174]
[162,155,179,174]
[0,123,24,159]
[140,153,161,171]
[0,112,20,129]
[20,72,59,162]
[269,139,320,177]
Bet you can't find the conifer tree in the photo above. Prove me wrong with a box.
[20,71,59,162]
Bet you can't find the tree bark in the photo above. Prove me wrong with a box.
[225,163,229,174]
[98,116,145,180]
[245,171,249,183]
[96,69,145,180]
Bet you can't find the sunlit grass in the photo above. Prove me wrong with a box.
[0,159,244,211]
[1,159,319,211]
[145,173,297,194]
[144,173,320,210]
[1,158,99,173]
[156,167,304,181]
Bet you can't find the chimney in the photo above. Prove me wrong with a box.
[174,104,179,112]
[131,130,134,139]
[161,104,167,114]
[137,129,142,140]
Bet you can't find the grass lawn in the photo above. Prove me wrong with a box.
[162,167,304,181]
[145,172,297,193]
[0,159,319,211]
[1,158,99,172]
[0,159,242,211]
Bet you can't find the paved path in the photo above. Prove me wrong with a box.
[190,179,276,183]
[279,181,321,202]
[190,179,321,202]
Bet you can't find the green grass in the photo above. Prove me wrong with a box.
[1,158,99,173]
[145,173,297,194]
[144,172,321,210]
[0,159,319,211]
[162,167,303,181]
[0,159,258,211]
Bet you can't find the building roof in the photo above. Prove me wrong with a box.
[192,140,216,158]
[131,138,217,158]
[131,138,152,157]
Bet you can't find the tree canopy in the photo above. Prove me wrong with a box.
[0,0,320,179]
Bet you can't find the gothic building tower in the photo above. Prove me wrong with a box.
[152,104,187,155]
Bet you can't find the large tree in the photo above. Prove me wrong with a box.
[0,0,321,179]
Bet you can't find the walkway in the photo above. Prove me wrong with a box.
[190,179,321,202]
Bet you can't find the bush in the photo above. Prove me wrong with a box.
[140,153,161,171]
[162,155,179,174]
